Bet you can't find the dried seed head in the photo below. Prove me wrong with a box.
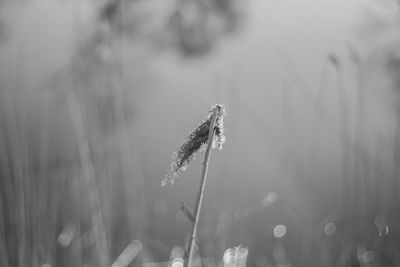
[161,104,226,186]
[211,104,226,150]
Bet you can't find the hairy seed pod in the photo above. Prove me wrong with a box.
[162,104,226,186]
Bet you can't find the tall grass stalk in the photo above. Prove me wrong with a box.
[390,101,400,205]
[329,55,352,219]
[307,61,328,181]
[184,107,219,267]
[66,89,110,267]
[8,92,28,267]
[0,110,11,267]
[280,76,292,167]
[374,135,385,211]
[352,55,369,215]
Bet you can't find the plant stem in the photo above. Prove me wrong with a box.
[334,62,351,215]
[66,90,110,267]
[185,108,218,267]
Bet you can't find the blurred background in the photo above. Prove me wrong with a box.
[1,0,400,266]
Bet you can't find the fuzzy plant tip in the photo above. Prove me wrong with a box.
[161,104,226,186]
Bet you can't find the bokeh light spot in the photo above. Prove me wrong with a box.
[111,240,143,267]
[261,192,278,207]
[57,223,76,248]
[375,214,389,237]
[170,246,185,260]
[223,247,238,266]
[273,224,287,238]
[358,245,375,264]
[171,258,184,267]
[324,222,336,236]
[360,251,375,263]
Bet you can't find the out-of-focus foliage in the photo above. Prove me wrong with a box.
[97,0,244,56]
[332,1,400,266]
[0,0,247,266]
[0,1,10,43]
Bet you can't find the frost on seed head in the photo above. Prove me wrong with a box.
[161,104,226,186]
